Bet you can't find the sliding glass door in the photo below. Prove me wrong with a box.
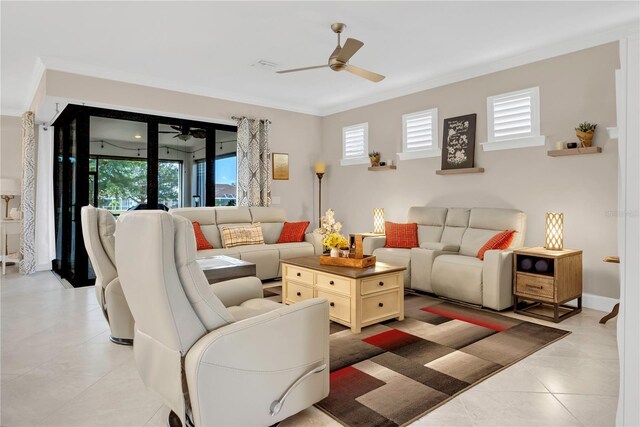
[53,105,236,287]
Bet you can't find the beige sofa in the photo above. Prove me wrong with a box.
[363,207,526,310]
[169,207,322,280]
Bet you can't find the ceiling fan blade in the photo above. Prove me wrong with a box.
[191,130,206,139]
[277,65,329,74]
[337,38,364,63]
[158,131,179,134]
[346,64,385,83]
[170,125,181,131]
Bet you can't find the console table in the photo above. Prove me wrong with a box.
[281,256,405,333]
[513,247,582,322]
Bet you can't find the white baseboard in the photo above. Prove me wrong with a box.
[581,292,619,312]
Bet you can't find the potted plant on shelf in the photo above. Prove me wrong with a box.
[575,122,597,148]
[369,151,381,167]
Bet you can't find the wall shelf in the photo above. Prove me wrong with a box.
[368,165,397,171]
[547,147,602,157]
[436,167,484,175]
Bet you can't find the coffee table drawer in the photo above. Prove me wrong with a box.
[316,273,351,296]
[317,290,350,323]
[362,291,399,323]
[516,273,554,301]
[361,274,399,295]
[284,264,314,286]
[285,281,313,303]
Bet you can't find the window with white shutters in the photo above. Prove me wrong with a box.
[341,123,369,166]
[483,87,545,151]
[399,108,439,160]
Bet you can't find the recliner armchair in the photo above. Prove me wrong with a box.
[115,210,330,427]
[81,205,134,344]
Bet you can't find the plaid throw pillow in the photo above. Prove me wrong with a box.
[192,221,214,250]
[477,230,515,260]
[220,224,265,248]
[384,222,419,249]
[277,221,310,243]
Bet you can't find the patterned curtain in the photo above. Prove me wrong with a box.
[19,112,36,275]
[235,117,271,207]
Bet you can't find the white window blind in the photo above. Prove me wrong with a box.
[487,87,540,142]
[398,108,440,160]
[341,123,369,165]
[403,109,437,151]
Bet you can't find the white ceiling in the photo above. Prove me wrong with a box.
[89,117,236,147]
[1,2,638,116]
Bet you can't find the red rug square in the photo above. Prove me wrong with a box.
[362,329,421,351]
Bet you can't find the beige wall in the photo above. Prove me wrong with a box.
[321,43,620,299]
[1,115,23,253]
[41,70,323,223]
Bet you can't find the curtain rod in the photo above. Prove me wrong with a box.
[232,116,272,124]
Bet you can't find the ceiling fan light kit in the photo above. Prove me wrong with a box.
[277,23,385,83]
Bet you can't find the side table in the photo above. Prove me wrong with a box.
[1,219,22,274]
[513,247,582,322]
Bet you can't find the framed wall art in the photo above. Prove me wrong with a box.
[272,153,289,180]
[441,114,477,170]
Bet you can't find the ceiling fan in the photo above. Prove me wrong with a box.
[159,125,206,141]
[277,23,385,83]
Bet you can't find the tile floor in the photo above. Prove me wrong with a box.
[1,269,619,426]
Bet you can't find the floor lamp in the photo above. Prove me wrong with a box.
[314,162,326,226]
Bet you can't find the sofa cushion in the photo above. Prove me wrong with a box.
[200,224,222,249]
[236,246,279,280]
[445,208,471,227]
[196,248,241,259]
[440,226,466,247]
[97,209,117,265]
[192,222,214,250]
[407,207,448,226]
[419,242,460,252]
[460,228,502,257]
[249,207,287,223]
[385,222,419,249]
[417,225,444,245]
[220,224,265,248]
[372,247,411,287]
[215,207,252,224]
[476,230,515,260]
[273,242,315,260]
[227,298,282,321]
[431,255,483,305]
[260,222,284,244]
[277,221,310,243]
[170,207,217,225]
[469,207,527,248]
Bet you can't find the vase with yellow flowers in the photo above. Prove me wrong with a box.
[315,208,348,257]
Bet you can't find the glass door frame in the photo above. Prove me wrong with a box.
[52,104,236,287]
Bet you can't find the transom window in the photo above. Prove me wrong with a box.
[399,108,439,160]
[483,87,545,151]
[341,123,369,166]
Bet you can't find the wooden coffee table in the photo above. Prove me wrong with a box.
[281,256,406,333]
[196,255,256,284]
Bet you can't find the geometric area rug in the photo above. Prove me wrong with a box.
[314,293,570,427]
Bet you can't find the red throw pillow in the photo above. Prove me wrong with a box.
[277,221,310,243]
[192,221,214,250]
[477,230,516,260]
[384,222,419,249]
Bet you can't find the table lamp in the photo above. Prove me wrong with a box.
[0,178,20,219]
[314,162,326,226]
[544,212,564,250]
[373,208,385,234]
